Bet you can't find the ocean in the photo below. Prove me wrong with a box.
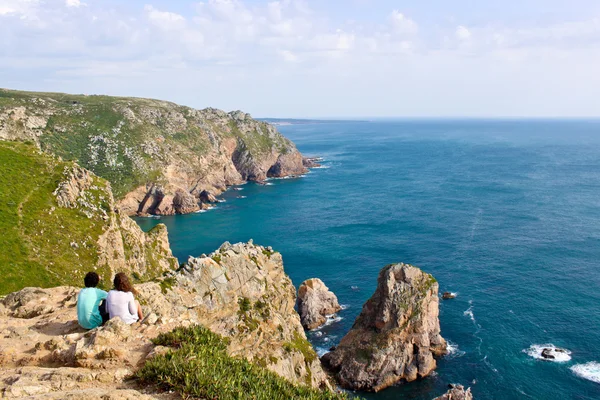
[136,120,600,400]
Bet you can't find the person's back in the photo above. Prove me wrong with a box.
[77,272,108,330]
[106,272,143,325]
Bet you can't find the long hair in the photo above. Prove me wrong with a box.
[113,272,137,295]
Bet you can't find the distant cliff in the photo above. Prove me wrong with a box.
[0,88,310,216]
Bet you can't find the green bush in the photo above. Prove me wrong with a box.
[137,325,349,400]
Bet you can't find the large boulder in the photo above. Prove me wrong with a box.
[322,263,447,392]
[433,384,473,400]
[296,278,341,330]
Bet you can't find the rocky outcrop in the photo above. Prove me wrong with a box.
[0,88,313,216]
[296,278,341,330]
[147,241,330,388]
[442,292,456,300]
[322,263,447,392]
[0,141,178,295]
[54,164,179,282]
[433,384,473,400]
[0,241,330,398]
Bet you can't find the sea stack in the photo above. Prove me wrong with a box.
[321,263,447,392]
[296,278,342,330]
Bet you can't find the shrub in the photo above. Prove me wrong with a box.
[137,325,349,400]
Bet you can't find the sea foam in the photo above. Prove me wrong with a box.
[570,362,600,383]
[524,344,572,362]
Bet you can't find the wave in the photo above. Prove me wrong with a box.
[312,165,330,169]
[351,286,359,291]
[445,341,466,358]
[340,304,349,310]
[463,306,475,323]
[237,196,247,199]
[524,344,572,362]
[312,315,343,331]
[570,362,600,383]
[195,207,216,213]
[315,347,329,357]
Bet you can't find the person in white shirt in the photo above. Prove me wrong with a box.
[106,272,143,325]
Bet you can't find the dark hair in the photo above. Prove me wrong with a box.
[113,272,137,295]
[84,272,100,288]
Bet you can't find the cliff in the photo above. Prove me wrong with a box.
[0,141,177,296]
[322,263,447,392]
[0,241,336,398]
[0,88,308,216]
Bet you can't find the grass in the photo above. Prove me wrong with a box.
[0,141,111,294]
[1,88,297,200]
[0,141,175,295]
[137,325,348,400]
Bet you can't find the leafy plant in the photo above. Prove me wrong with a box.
[138,325,349,400]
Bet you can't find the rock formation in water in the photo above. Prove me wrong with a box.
[433,384,473,400]
[0,88,312,216]
[0,241,330,398]
[321,263,447,392]
[296,278,342,330]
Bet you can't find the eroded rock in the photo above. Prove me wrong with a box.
[433,384,473,400]
[322,263,447,392]
[296,278,341,330]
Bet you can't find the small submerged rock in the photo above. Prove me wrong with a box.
[541,347,568,360]
[442,292,456,300]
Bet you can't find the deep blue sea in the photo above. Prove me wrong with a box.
[136,120,600,400]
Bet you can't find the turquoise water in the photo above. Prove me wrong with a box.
[136,120,600,400]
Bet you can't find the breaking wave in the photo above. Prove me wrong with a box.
[524,344,572,362]
[570,362,600,383]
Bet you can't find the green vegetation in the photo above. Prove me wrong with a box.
[159,277,177,294]
[0,140,174,295]
[1,88,296,200]
[283,331,318,364]
[0,141,111,294]
[137,325,348,400]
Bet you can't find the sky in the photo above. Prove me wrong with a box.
[1,0,600,118]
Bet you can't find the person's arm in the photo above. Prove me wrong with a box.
[127,292,143,321]
[96,288,108,300]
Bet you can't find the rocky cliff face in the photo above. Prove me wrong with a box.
[296,278,342,330]
[0,141,178,295]
[0,89,309,216]
[0,241,331,398]
[144,241,330,388]
[322,263,447,392]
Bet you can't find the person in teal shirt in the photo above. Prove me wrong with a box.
[77,272,108,330]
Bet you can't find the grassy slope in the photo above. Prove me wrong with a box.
[1,88,293,199]
[138,325,349,400]
[0,141,112,294]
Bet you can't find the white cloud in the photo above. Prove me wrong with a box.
[456,25,471,41]
[390,10,418,36]
[2,1,600,116]
[279,49,298,62]
[145,5,186,31]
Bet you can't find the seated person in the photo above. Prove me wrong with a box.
[77,272,108,329]
[106,272,143,324]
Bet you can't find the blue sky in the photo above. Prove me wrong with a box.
[1,0,600,117]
